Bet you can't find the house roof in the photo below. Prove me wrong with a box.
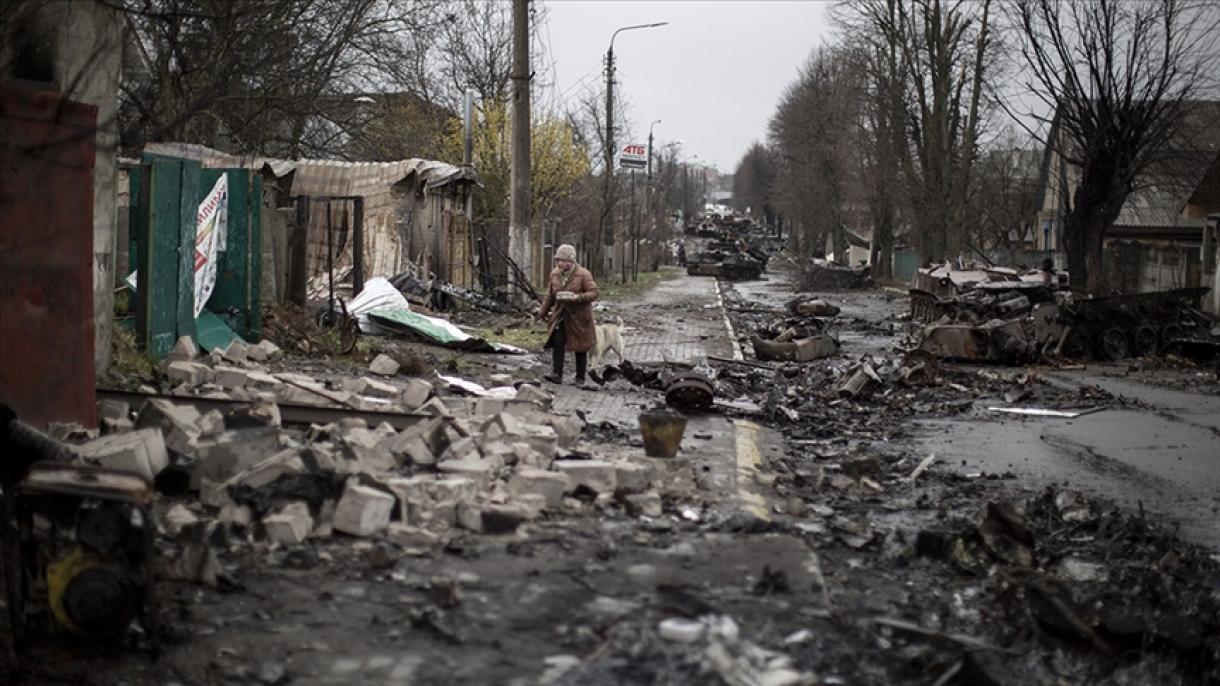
[1037,100,1220,232]
[142,142,479,196]
[1114,101,1220,229]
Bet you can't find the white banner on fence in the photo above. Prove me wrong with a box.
[194,175,228,317]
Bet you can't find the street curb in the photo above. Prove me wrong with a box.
[712,279,746,361]
[733,419,771,521]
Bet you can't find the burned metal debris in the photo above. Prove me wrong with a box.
[910,276,1217,364]
[799,259,873,290]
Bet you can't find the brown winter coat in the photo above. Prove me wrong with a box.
[539,264,599,353]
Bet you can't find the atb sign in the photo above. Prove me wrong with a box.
[619,143,647,171]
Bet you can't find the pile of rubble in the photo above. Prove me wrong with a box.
[62,339,704,586]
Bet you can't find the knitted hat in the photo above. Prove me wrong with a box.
[555,244,577,262]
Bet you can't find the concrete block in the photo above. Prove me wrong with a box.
[470,397,507,417]
[229,448,306,489]
[194,427,282,485]
[456,502,483,532]
[244,370,282,391]
[507,468,571,509]
[165,361,211,386]
[75,429,168,482]
[480,439,517,468]
[97,399,130,423]
[196,409,225,437]
[400,378,434,410]
[416,396,452,417]
[333,481,396,537]
[338,444,397,475]
[101,417,135,434]
[387,433,435,466]
[614,461,654,494]
[553,460,618,495]
[221,340,249,364]
[384,476,432,521]
[440,435,480,463]
[247,339,282,362]
[136,399,201,439]
[411,499,457,530]
[427,477,478,504]
[481,412,524,442]
[341,426,382,451]
[624,491,663,518]
[548,415,585,448]
[369,354,400,377]
[351,376,398,399]
[514,383,552,409]
[165,335,200,363]
[263,502,313,544]
[212,366,250,389]
[372,422,397,441]
[520,424,559,460]
[436,459,494,491]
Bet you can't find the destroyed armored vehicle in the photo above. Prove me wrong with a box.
[686,251,764,281]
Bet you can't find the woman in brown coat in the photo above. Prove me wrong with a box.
[538,244,599,385]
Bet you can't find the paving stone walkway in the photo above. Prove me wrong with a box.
[546,270,758,514]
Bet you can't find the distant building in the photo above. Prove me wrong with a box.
[1034,101,1220,298]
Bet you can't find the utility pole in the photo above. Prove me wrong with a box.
[602,45,615,279]
[602,22,666,279]
[630,170,638,281]
[509,0,531,299]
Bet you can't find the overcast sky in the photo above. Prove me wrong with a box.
[540,1,835,173]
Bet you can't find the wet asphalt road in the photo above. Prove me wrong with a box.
[734,258,1220,550]
[914,358,1220,549]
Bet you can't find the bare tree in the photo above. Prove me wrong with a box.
[1011,0,1220,293]
[117,0,447,157]
[769,47,865,262]
[732,142,776,228]
[971,127,1040,261]
[833,0,992,270]
[836,0,909,279]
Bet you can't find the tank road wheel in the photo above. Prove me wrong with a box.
[1131,324,1159,357]
[1064,332,1093,359]
[1160,324,1184,347]
[1097,326,1130,361]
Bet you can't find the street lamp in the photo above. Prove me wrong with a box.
[602,21,667,280]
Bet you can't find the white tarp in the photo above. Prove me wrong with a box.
[194,175,228,317]
[345,277,411,333]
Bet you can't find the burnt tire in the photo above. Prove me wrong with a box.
[1097,327,1130,361]
[1160,324,1184,347]
[1064,332,1093,359]
[1131,325,1159,357]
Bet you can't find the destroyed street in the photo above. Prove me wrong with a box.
[3,1,1220,685]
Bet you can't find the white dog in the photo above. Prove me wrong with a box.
[590,316,626,368]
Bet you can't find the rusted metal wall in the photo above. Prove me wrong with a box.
[0,84,97,428]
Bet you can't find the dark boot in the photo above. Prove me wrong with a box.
[573,352,588,385]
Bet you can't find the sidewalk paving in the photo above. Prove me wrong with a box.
[546,271,768,518]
